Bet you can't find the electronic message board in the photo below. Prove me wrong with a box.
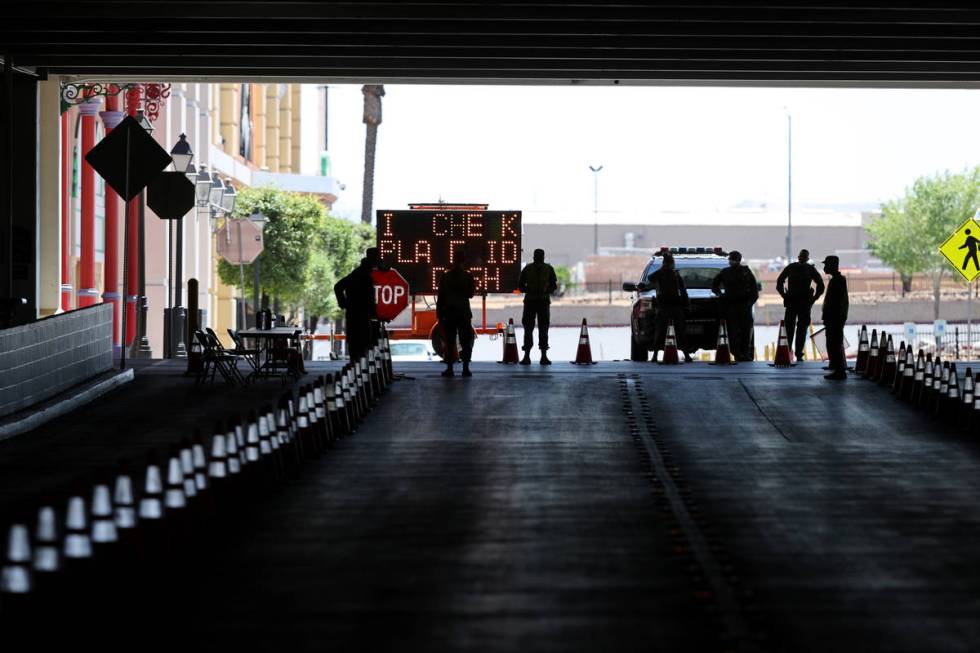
[376,209,522,294]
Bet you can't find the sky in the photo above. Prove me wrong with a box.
[301,85,980,224]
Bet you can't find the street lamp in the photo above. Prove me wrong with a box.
[195,164,212,206]
[589,164,603,255]
[208,174,225,208]
[221,179,237,214]
[170,132,193,173]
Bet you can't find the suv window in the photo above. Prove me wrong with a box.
[640,261,722,289]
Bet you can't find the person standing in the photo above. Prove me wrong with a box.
[776,249,825,362]
[518,248,558,365]
[334,249,378,362]
[437,248,476,377]
[711,250,759,361]
[821,255,849,380]
[646,253,691,363]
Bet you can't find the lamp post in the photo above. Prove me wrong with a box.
[249,210,268,323]
[131,109,154,358]
[167,133,194,358]
[785,111,793,263]
[589,164,603,255]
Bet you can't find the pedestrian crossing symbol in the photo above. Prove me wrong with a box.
[939,218,980,283]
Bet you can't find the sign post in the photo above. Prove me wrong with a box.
[939,217,980,360]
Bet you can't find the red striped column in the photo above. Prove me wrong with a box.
[124,85,142,345]
[76,97,102,307]
[100,94,124,351]
[60,109,72,311]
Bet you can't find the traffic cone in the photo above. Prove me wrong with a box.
[906,350,924,404]
[864,329,880,379]
[943,363,960,423]
[897,346,914,400]
[1,522,35,639]
[959,367,974,429]
[875,332,890,382]
[368,348,382,402]
[111,466,142,561]
[711,319,734,365]
[244,411,262,467]
[178,442,199,505]
[258,408,282,482]
[569,318,596,364]
[307,383,326,453]
[498,318,520,364]
[314,379,331,448]
[1,522,34,603]
[382,325,394,383]
[971,371,980,433]
[915,353,933,409]
[930,359,948,415]
[878,336,896,386]
[276,399,301,479]
[31,505,63,603]
[63,493,93,565]
[891,341,906,394]
[326,375,343,441]
[224,421,243,480]
[854,325,869,373]
[772,320,793,367]
[90,481,119,551]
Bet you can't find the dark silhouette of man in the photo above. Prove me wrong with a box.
[646,252,691,363]
[959,228,980,271]
[711,250,759,361]
[822,255,849,380]
[776,249,825,362]
[437,248,476,377]
[518,248,558,365]
[334,249,379,362]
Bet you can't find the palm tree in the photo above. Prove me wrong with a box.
[360,85,385,224]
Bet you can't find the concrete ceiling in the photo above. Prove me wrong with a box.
[4,2,980,86]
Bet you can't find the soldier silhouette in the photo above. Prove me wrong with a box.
[959,228,980,271]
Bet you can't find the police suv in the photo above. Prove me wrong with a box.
[623,246,753,361]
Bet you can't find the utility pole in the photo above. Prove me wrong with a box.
[361,85,385,224]
[786,112,793,263]
[589,164,603,255]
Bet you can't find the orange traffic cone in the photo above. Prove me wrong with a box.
[711,319,734,365]
[854,325,869,374]
[771,319,793,367]
[571,318,597,365]
[498,318,520,364]
[661,320,681,365]
[864,328,880,379]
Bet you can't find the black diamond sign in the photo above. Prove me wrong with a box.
[85,115,172,202]
[147,171,196,220]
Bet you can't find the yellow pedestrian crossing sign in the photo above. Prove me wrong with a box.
[939,218,980,283]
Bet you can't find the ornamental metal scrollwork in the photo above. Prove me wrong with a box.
[141,83,172,122]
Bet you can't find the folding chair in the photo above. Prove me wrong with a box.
[196,330,245,386]
[227,328,261,372]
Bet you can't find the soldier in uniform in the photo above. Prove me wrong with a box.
[711,250,759,361]
[821,255,849,380]
[437,248,476,377]
[776,248,825,362]
[334,249,379,362]
[646,253,691,363]
[518,248,558,365]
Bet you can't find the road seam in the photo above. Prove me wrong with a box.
[620,373,763,653]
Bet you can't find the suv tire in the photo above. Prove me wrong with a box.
[630,335,648,362]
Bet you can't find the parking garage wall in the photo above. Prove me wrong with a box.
[0,303,112,418]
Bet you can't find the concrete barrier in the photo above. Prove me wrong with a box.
[0,304,113,419]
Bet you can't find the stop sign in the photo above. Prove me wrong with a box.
[371,268,410,321]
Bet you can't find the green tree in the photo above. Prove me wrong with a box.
[867,167,980,318]
[218,186,376,322]
[218,186,322,305]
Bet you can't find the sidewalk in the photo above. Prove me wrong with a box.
[0,358,339,523]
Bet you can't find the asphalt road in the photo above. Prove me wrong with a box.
[3,360,978,651]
